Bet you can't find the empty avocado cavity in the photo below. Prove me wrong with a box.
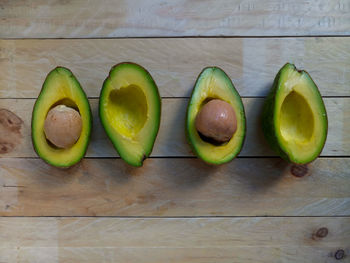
[107,84,148,138]
[280,91,314,143]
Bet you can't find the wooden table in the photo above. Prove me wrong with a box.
[0,1,349,262]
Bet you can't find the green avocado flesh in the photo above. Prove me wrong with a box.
[186,67,246,165]
[32,67,92,168]
[99,63,161,167]
[262,63,328,164]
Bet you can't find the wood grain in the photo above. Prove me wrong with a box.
[1,158,349,216]
[1,0,349,38]
[1,217,349,262]
[1,38,350,98]
[0,98,348,158]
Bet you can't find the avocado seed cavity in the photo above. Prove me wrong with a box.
[195,99,237,144]
[44,105,82,149]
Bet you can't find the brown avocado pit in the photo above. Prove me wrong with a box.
[44,104,82,149]
[195,99,237,145]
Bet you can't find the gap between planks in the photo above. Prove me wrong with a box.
[1,215,350,218]
[2,96,350,100]
[2,35,350,40]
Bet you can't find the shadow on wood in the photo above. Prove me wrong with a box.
[228,158,289,195]
[165,158,215,191]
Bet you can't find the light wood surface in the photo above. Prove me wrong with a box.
[1,217,349,262]
[1,0,349,38]
[1,1,349,262]
[0,98,348,158]
[1,158,349,216]
[1,38,350,98]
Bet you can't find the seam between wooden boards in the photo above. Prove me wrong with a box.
[0,215,349,218]
[1,96,350,99]
[1,35,350,40]
[0,157,349,161]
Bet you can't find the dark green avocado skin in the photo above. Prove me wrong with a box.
[261,65,290,162]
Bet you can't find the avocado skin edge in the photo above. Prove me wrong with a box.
[261,65,290,162]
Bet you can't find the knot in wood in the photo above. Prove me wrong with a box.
[290,164,308,177]
[315,227,328,238]
[335,249,345,260]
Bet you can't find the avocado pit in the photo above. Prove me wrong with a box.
[44,104,82,149]
[195,99,237,144]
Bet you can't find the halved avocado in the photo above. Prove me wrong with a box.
[262,63,328,164]
[32,67,92,168]
[186,67,246,164]
[99,63,161,167]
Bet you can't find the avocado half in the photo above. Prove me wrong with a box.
[32,67,92,168]
[186,67,246,164]
[262,63,328,164]
[99,62,161,167]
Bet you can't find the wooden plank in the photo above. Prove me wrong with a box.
[0,158,349,216]
[1,38,350,98]
[1,0,349,38]
[1,217,349,262]
[0,98,348,158]
[2,247,349,263]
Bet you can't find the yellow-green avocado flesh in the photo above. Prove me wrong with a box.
[186,67,246,165]
[262,63,328,164]
[99,63,161,167]
[31,67,92,168]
